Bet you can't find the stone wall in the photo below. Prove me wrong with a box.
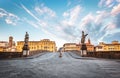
[0,52,22,59]
[87,51,120,59]
[0,50,47,59]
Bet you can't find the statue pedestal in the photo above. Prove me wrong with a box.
[81,44,87,57]
[23,50,29,56]
[81,50,87,57]
[22,45,29,57]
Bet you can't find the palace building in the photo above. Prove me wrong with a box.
[0,41,8,51]
[63,39,94,52]
[96,41,120,51]
[63,43,78,52]
[17,39,57,52]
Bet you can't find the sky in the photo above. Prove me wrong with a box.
[0,0,120,48]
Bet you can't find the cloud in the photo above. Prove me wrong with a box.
[98,0,104,7]
[21,4,40,22]
[67,0,81,7]
[5,18,16,25]
[0,8,19,25]
[95,11,109,25]
[102,32,120,42]
[98,20,120,43]
[106,0,113,6]
[116,0,120,2]
[80,11,108,28]
[21,4,50,28]
[18,2,120,46]
[111,4,120,16]
[20,4,83,44]
[53,5,83,43]
[80,13,94,27]
[78,10,115,44]
[105,23,116,31]
[79,11,109,32]
[21,4,60,43]
[62,5,82,26]
[0,8,7,17]
[35,5,56,18]
[115,14,120,28]
[98,0,114,8]
[67,1,71,7]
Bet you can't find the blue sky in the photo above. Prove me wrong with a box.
[0,0,120,48]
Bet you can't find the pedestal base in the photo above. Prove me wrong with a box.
[22,50,29,57]
[81,44,87,57]
[81,50,87,57]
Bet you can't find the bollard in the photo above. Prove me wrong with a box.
[59,52,62,58]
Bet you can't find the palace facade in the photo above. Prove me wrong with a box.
[63,39,94,52]
[96,41,120,51]
[0,41,8,51]
[17,39,57,52]
[63,43,78,52]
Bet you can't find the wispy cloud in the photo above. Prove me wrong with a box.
[116,0,120,2]
[111,4,120,16]
[21,4,40,22]
[95,11,109,25]
[115,14,120,28]
[106,0,114,7]
[18,2,120,46]
[0,8,7,17]
[80,13,94,28]
[62,5,82,26]
[98,0,114,8]
[21,4,59,41]
[35,4,56,18]
[0,8,19,25]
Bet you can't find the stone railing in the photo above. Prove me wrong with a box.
[29,50,47,56]
[0,52,22,59]
[87,51,120,59]
[0,50,47,59]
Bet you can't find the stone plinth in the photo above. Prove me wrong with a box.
[81,44,87,56]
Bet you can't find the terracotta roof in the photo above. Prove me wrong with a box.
[0,41,8,43]
[0,46,8,48]
[96,45,101,47]
[64,43,76,45]
[104,43,120,45]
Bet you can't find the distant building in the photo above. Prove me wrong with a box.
[86,39,94,52]
[7,36,16,52]
[0,36,16,52]
[0,41,9,51]
[17,39,57,52]
[96,41,120,51]
[63,39,94,52]
[63,43,78,52]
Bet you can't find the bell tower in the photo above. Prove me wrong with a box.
[9,36,13,47]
